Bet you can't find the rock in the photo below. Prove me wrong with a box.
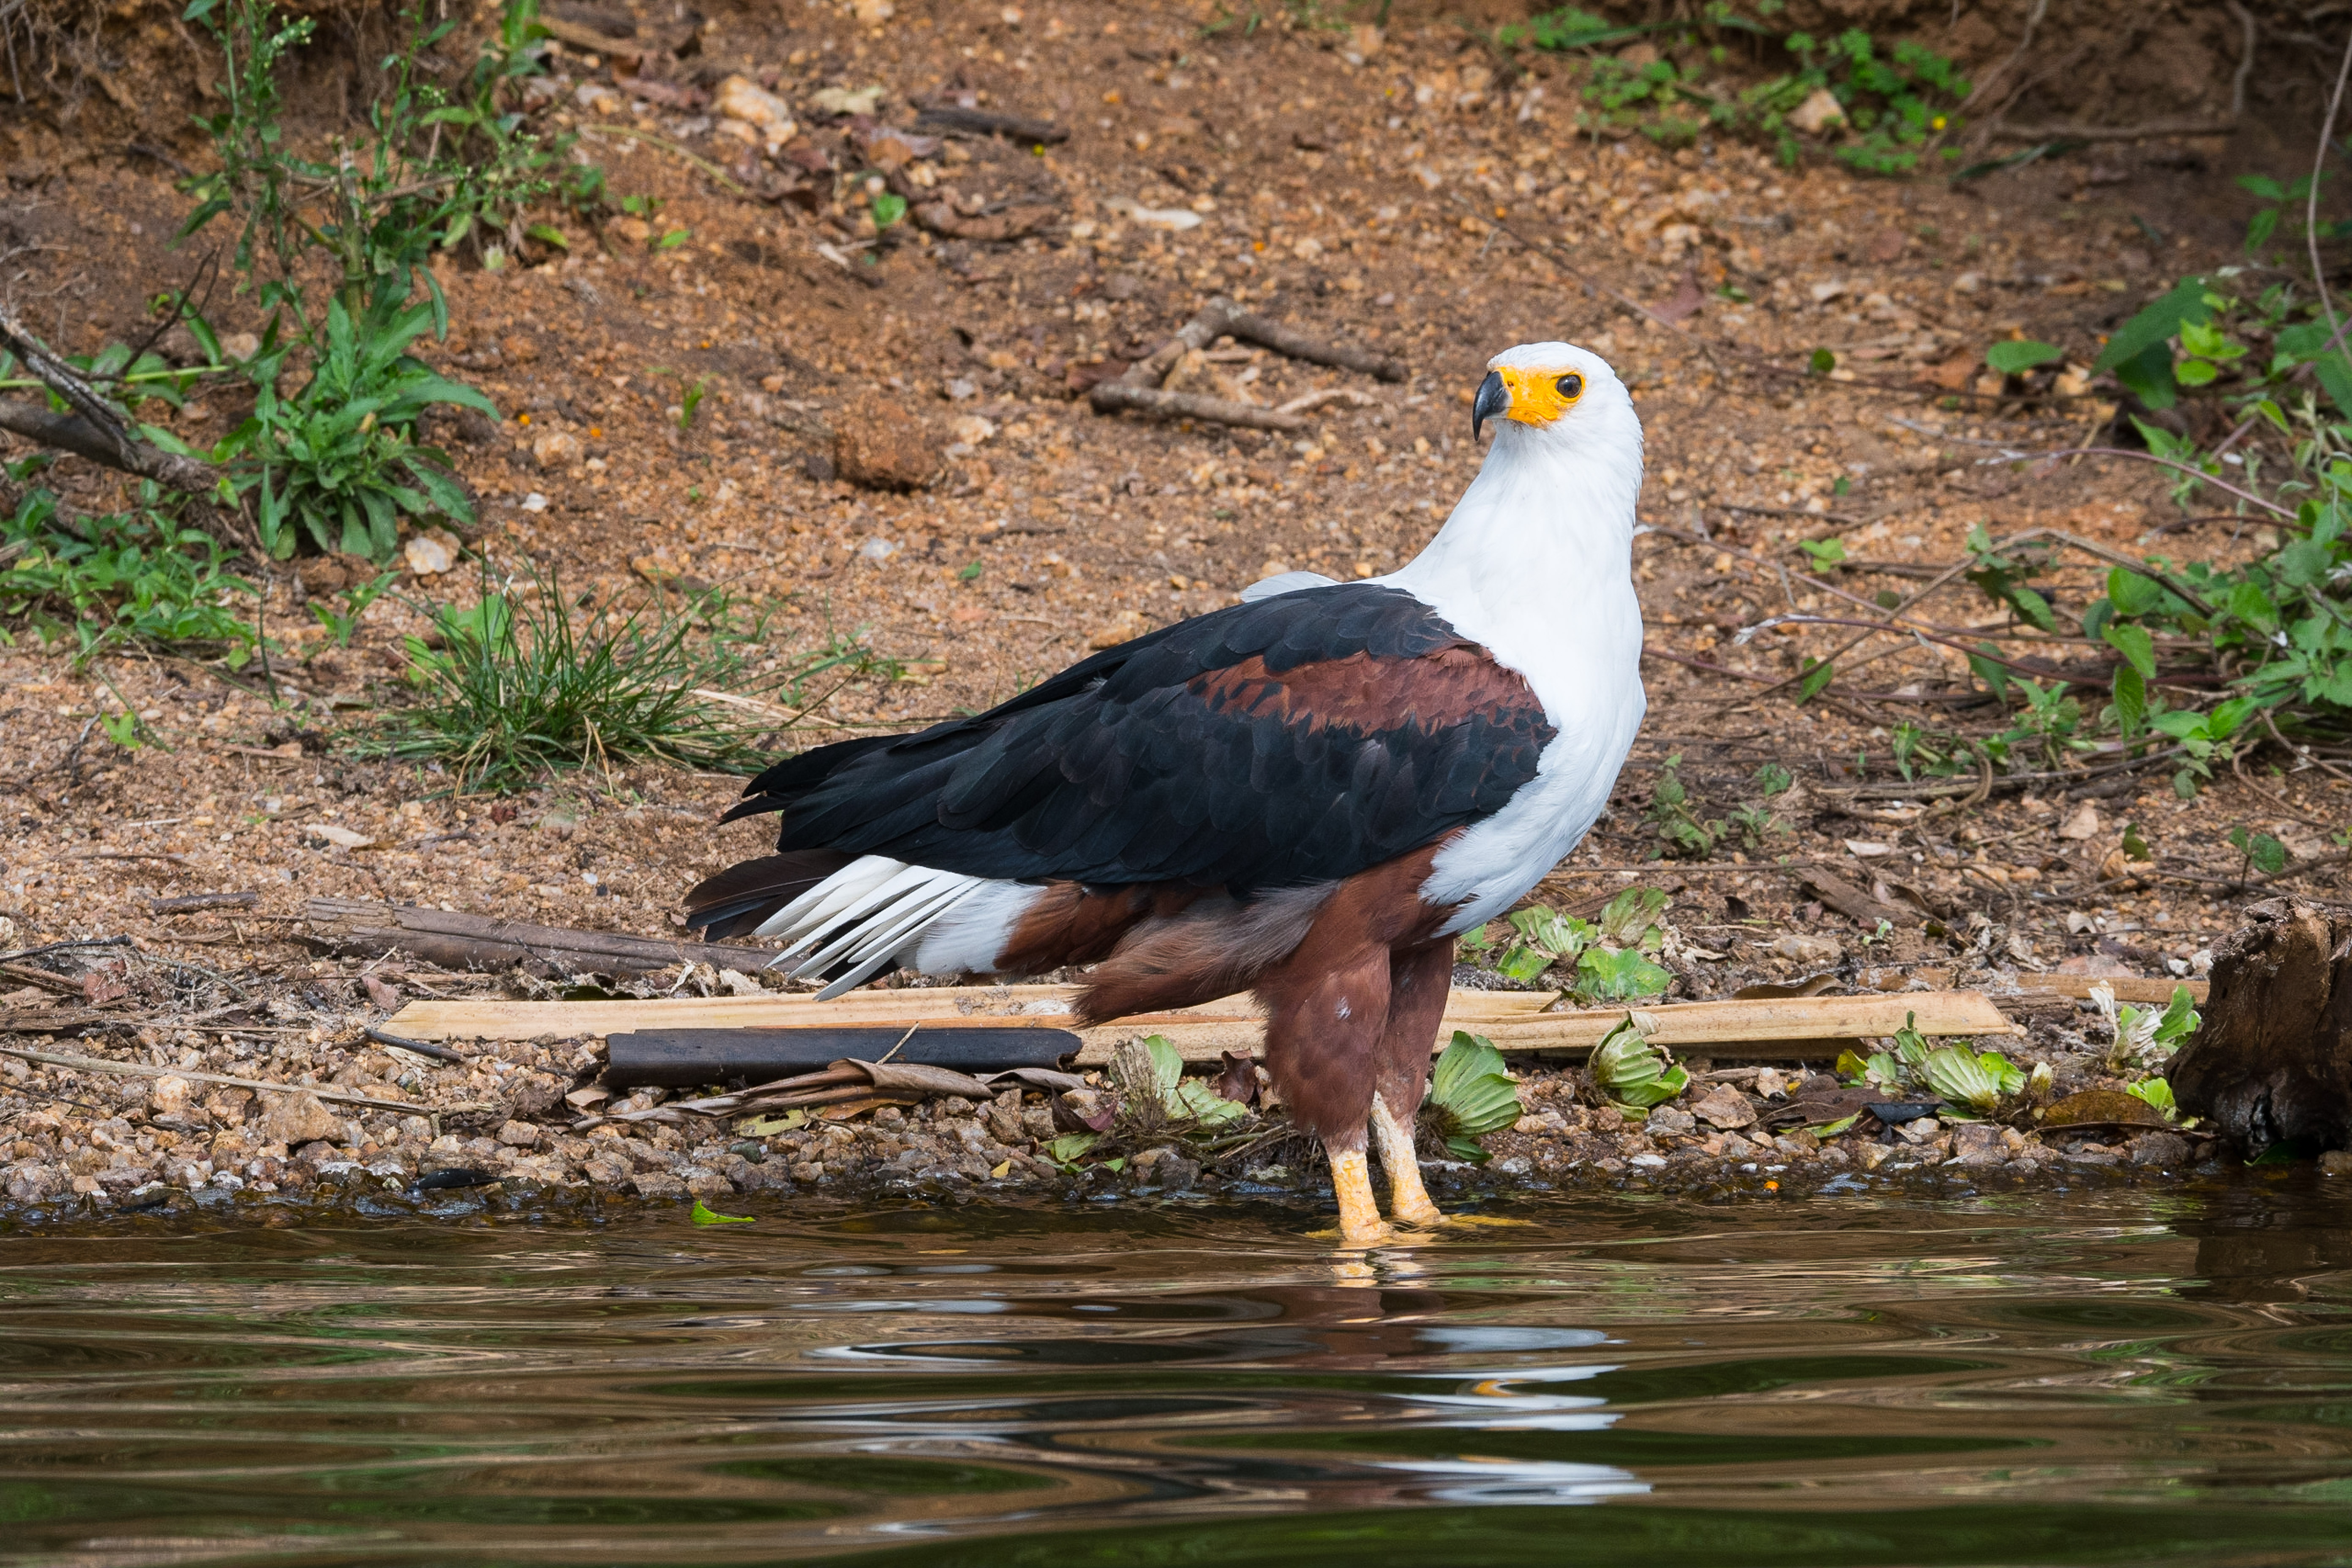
[1647,1105,1696,1135]
[2322,1150,2352,1175]
[810,84,885,117]
[1769,934,1842,964]
[496,1120,541,1148]
[1895,1116,1942,1144]
[833,400,943,490]
[1949,1122,2004,1166]
[1157,1155,1200,1193]
[2129,1131,2192,1168]
[257,1091,341,1148]
[530,430,582,471]
[712,75,795,147]
[1788,87,1846,135]
[148,1075,195,1116]
[2058,802,2101,840]
[581,1152,631,1186]
[403,533,455,576]
[629,1170,688,1199]
[1690,1083,1757,1130]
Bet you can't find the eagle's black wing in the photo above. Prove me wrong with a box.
[723,583,1554,891]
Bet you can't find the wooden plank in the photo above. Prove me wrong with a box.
[2018,974,2208,1005]
[385,985,2020,1066]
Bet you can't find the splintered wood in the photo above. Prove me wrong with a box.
[383,984,2021,1066]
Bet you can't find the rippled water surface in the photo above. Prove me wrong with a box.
[11,1177,2352,1565]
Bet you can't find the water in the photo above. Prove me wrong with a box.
[8,1176,2352,1566]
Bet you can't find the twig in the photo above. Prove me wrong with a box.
[0,1043,473,1115]
[2312,21,2352,404]
[579,122,748,194]
[1090,382,1308,431]
[0,935,134,964]
[364,1025,472,1064]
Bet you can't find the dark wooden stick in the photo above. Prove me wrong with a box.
[0,397,221,494]
[1218,304,1406,382]
[299,898,783,978]
[915,104,1068,143]
[1087,382,1308,432]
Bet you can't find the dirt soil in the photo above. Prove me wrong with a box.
[0,0,2347,1221]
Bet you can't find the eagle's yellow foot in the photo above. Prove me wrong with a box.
[1327,1147,1395,1248]
[1370,1094,1447,1228]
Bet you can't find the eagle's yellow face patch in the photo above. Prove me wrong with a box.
[1492,364,1586,426]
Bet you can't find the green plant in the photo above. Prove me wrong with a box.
[1424,1032,1523,1162]
[1644,751,1721,858]
[361,563,902,791]
[1919,1045,2025,1117]
[1117,1035,1247,1129]
[174,0,592,562]
[1591,1011,1687,1111]
[678,378,709,431]
[2092,982,2201,1073]
[0,478,258,665]
[1798,535,1847,572]
[2227,822,2289,879]
[1985,340,2062,377]
[2125,1076,2198,1127]
[309,569,400,648]
[213,293,491,560]
[690,1198,754,1224]
[1573,945,1673,1004]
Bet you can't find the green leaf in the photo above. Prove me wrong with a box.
[2152,986,2202,1046]
[2112,660,2146,736]
[870,191,908,228]
[1495,944,1553,983]
[1430,1031,1523,1137]
[2103,621,2156,680]
[1810,1112,1861,1138]
[1592,1013,1685,1108]
[1921,1045,2005,1114]
[525,222,569,249]
[2094,275,2213,373]
[2106,567,2166,617]
[2175,358,2220,387]
[1809,347,1836,376]
[1044,1131,1100,1163]
[690,1198,754,1224]
[655,227,692,250]
[1573,945,1673,1004]
[2125,1076,2178,1121]
[2121,820,2152,860]
[1597,886,1669,950]
[1985,339,2062,376]
[1798,656,1836,701]
[2111,340,2178,410]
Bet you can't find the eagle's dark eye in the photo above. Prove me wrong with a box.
[1556,373,1584,400]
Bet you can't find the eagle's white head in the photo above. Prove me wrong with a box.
[1469,341,1638,457]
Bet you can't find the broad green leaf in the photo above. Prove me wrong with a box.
[1799,656,1835,701]
[2111,340,2178,409]
[1495,944,1553,983]
[690,1198,754,1224]
[1573,945,1673,1003]
[2103,621,2156,679]
[2107,567,2167,617]
[2095,275,2213,373]
[1429,1031,1523,1138]
[2112,661,2146,735]
[1597,886,1669,949]
[1044,1131,1099,1163]
[1921,1045,2004,1114]
[1984,339,2061,376]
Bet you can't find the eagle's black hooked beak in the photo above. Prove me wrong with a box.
[1470,370,1509,441]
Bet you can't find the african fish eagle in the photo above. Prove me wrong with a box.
[685,343,1646,1245]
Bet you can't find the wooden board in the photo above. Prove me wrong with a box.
[2020,975,2207,1005]
[384,985,2021,1065]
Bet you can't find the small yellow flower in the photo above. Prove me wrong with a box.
[1931,115,1946,131]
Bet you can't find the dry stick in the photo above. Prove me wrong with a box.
[1090,382,1307,432]
[2312,25,2352,406]
[0,1043,478,1115]
[2265,708,2352,785]
[1089,297,1379,432]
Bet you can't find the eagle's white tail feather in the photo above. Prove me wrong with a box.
[806,879,989,1000]
[751,854,1010,1000]
[753,855,902,942]
[789,866,970,976]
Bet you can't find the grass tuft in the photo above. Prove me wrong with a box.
[358,561,902,792]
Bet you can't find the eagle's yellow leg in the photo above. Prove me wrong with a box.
[1328,1147,1393,1247]
[1370,1093,1447,1228]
